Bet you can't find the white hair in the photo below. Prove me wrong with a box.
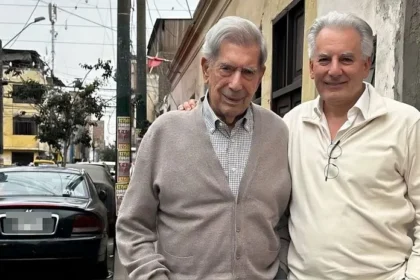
[202,16,267,66]
[308,11,374,59]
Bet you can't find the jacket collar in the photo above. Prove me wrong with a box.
[302,82,388,124]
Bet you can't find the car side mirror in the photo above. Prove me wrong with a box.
[98,189,107,201]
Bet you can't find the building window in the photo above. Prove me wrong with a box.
[12,84,35,103]
[271,0,304,117]
[13,116,37,135]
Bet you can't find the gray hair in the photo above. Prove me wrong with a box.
[202,16,267,66]
[308,11,374,59]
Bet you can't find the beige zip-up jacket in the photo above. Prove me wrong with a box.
[284,83,420,280]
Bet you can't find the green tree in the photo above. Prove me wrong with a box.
[9,60,113,167]
[97,143,117,162]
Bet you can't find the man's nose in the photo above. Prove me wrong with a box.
[228,70,243,91]
[328,59,343,77]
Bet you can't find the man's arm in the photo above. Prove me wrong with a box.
[405,119,420,280]
[116,129,169,280]
[275,207,290,280]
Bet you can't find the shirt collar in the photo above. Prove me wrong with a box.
[202,91,253,134]
[314,82,370,120]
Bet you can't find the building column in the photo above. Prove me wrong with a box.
[301,0,318,102]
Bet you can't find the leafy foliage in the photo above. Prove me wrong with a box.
[97,143,117,162]
[9,59,113,166]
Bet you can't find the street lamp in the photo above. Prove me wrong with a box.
[3,17,46,49]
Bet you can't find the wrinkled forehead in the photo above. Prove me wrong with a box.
[213,42,261,67]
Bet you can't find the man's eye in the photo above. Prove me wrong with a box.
[342,58,353,63]
[220,66,233,71]
[243,69,254,75]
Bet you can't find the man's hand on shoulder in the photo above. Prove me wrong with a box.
[178,99,197,111]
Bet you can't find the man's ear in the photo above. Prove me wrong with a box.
[201,57,210,83]
[309,60,315,79]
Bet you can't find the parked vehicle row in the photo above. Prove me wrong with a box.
[0,165,115,278]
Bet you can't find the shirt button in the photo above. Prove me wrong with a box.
[236,228,240,232]
[232,168,236,173]
[236,255,240,260]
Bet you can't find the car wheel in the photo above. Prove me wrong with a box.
[94,248,109,278]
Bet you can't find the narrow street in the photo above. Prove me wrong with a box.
[1,238,129,280]
[112,247,129,280]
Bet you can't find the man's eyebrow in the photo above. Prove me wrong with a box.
[341,52,355,57]
[317,53,330,58]
[219,62,258,70]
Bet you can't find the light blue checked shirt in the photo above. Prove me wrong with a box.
[202,93,254,197]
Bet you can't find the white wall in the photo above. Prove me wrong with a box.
[317,0,376,32]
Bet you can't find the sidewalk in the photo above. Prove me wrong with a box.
[112,249,129,280]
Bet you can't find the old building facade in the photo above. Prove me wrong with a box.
[1,49,50,166]
[163,0,420,116]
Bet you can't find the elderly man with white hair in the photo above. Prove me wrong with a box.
[116,16,291,280]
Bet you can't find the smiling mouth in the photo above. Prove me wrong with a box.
[325,81,347,86]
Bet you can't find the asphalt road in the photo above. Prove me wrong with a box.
[1,238,125,280]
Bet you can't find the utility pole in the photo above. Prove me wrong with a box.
[115,0,132,216]
[136,0,147,147]
[49,3,57,76]
[0,40,4,167]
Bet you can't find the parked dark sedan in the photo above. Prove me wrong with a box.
[67,163,116,237]
[0,166,109,278]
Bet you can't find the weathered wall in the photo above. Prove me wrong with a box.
[146,74,159,122]
[375,0,407,100]
[317,0,407,101]
[317,0,376,30]
[402,0,420,110]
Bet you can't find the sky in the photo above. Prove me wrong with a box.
[0,0,199,145]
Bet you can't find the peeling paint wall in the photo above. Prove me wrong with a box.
[375,0,406,100]
[317,0,408,101]
[317,0,376,30]
[402,0,420,110]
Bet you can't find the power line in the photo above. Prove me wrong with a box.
[185,0,192,18]
[0,3,191,12]
[153,0,161,18]
[56,0,82,35]
[109,0,116,60]
[8,0,41,48]
[0,22,152,29]
[33,0,116,31]
[2,39,121,46]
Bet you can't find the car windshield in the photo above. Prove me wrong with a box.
[0,171,89,198]
[71,165,108,183]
